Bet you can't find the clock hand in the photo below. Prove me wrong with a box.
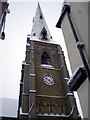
[44,77,51,83]
[43,75,54,85]
[47,77,53,83]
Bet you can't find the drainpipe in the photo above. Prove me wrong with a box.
[56,4,90,82]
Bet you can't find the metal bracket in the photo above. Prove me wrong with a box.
[76,42,84,48]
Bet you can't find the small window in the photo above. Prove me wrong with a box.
[40,14,43,19]
[41,52,51,65]
[41,27,47,39]
[33,33,36,36]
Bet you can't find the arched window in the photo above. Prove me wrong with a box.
[41,27,47,39]
[41,52,51,65]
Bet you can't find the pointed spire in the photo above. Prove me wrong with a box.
[38,2,40,10]
[30,3,54,42]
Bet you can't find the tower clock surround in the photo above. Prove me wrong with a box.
[43,74,55,86]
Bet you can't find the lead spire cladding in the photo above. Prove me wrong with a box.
[30,3,53,41]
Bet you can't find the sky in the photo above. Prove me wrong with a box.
[0,0,71,99]
[0,0,84,118]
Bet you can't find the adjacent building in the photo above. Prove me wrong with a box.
[18,3,81,120]
[0,98,17,120]
[0,0,9,40]
[56,1,90,119]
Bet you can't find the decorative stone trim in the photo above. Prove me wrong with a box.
[22,93,29,96]
[29,90,36,93]
[20,107,29,116]
[35,66,61,71]
[30,48,35,50]
[64,78,69,81]
[20,82,23,85]
[58,52,64,56]
[30,74,36,77]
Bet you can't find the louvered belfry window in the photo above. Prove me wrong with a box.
[41,52,51,65]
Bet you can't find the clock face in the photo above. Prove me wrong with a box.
[43,74,54,86]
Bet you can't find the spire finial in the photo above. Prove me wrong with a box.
[38,1,39,5]
[38,1,40,9]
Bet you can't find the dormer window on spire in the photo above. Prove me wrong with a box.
[41,27,47,39]
[40,13,43,19]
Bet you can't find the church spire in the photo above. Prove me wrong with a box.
[30,3,53,42]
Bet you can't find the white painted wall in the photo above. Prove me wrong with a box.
[61,2,89,119]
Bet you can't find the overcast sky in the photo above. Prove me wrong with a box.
[0,0,84,118]
[1,0,72,99]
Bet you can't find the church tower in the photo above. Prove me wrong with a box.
[17,3,81,120]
